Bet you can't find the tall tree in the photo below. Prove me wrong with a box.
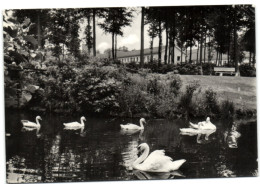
[140,7,145,67]
[99,8,133,59]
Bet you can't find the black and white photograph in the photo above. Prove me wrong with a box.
[1,0,258,183]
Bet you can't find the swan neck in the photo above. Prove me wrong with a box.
[81,119,85,125]
[133,146,150,167]
[140,121,144,128]
[36,118,40,125]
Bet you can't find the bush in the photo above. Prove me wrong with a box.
[125,61,139,72]
[220,100,235,120]
[178,80,200,117]
[147,77,161,96]
[177,63,201,75]
[239,64,256,77]
[202,63,216,75]
[167,74,182,96]
[204,88,219,116]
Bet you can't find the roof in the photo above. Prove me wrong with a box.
[97,46,183,58]
[189,49,250,61]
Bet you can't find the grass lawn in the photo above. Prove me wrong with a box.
[179,75,256,110]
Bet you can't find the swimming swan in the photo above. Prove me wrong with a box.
[120,118,146,130]
[189,117,216,130]
[63,116,86,128]
[21,116,42,128]
[132,143,186,172]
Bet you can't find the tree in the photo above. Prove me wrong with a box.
[98,8,133,59]
[140,7,145,67]
[14,9,50,49]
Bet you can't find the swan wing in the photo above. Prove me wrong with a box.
[63,121,81,127]
[22,121,38,127]
[139,150,186,172]
[140,150,174,172]
[120,123,140,130]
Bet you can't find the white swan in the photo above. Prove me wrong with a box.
[21,116,42,128]
[63,116,86,128]
[132,143,186,172]
[120,118,146,130]
[189,117,216,130]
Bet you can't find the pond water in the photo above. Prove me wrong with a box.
[5,110,258,183]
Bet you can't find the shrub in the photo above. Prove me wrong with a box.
[202,63,216,75]
[178,80,200,117]
[167,74,182,96]
[239,64,256,77]
[204,88,219,116]
[220,100,235,120]
[125,61,139,72]
[147,76,161,96]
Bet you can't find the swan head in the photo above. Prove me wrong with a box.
[140,118,146,124]
[36,116,42,121]
[206,117,210,123]
[137,143,149,152]
[81,116,86,121]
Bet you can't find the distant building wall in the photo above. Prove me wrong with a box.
[118,47,184,65]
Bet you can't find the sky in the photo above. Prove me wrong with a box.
[80,8,166,54]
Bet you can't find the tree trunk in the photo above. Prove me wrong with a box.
[93,9,96,56]
[112,33,114,59]
[87,16,91,54]
[196,42,199,64]
[164,27,168,64]
[140,7,145,67]
[115,34,117,59]
[208,35,211,62]
[249,51,252,65]
[172,37,175,64]
[216,50,218,65]
[233,8,239,74]
[37,12,42,49]
[158,18,162,66]
[189,44,192,63]
[253,52,255,66]
[220,53,223,66]
[204,32,206,63]
[199,30,203,64]
[150,37,154,62]
[180,45,183,64]
[185,46,188,63]
[168,37,171,64]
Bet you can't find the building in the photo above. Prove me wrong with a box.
[98,46,185,65]
[188,49,252,65]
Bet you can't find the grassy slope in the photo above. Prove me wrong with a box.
[179,75,256,110]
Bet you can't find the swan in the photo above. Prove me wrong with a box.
[63,116,86,128]
[132,143,186,172]
[189,117,216,130]
[21,116,42,128]
[120,118,146,130]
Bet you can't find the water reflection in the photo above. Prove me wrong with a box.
[5,111,258,182]
[21,127,42,138]
[64,126,87,137]
[180,129,216,144]
[120,129,143,170]
[133,170,185,180]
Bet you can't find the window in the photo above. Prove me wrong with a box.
[147,56,150,61]
[177,56,180,61]
[136,57,138,61]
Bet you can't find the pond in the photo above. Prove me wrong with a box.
[5,110,258,183]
